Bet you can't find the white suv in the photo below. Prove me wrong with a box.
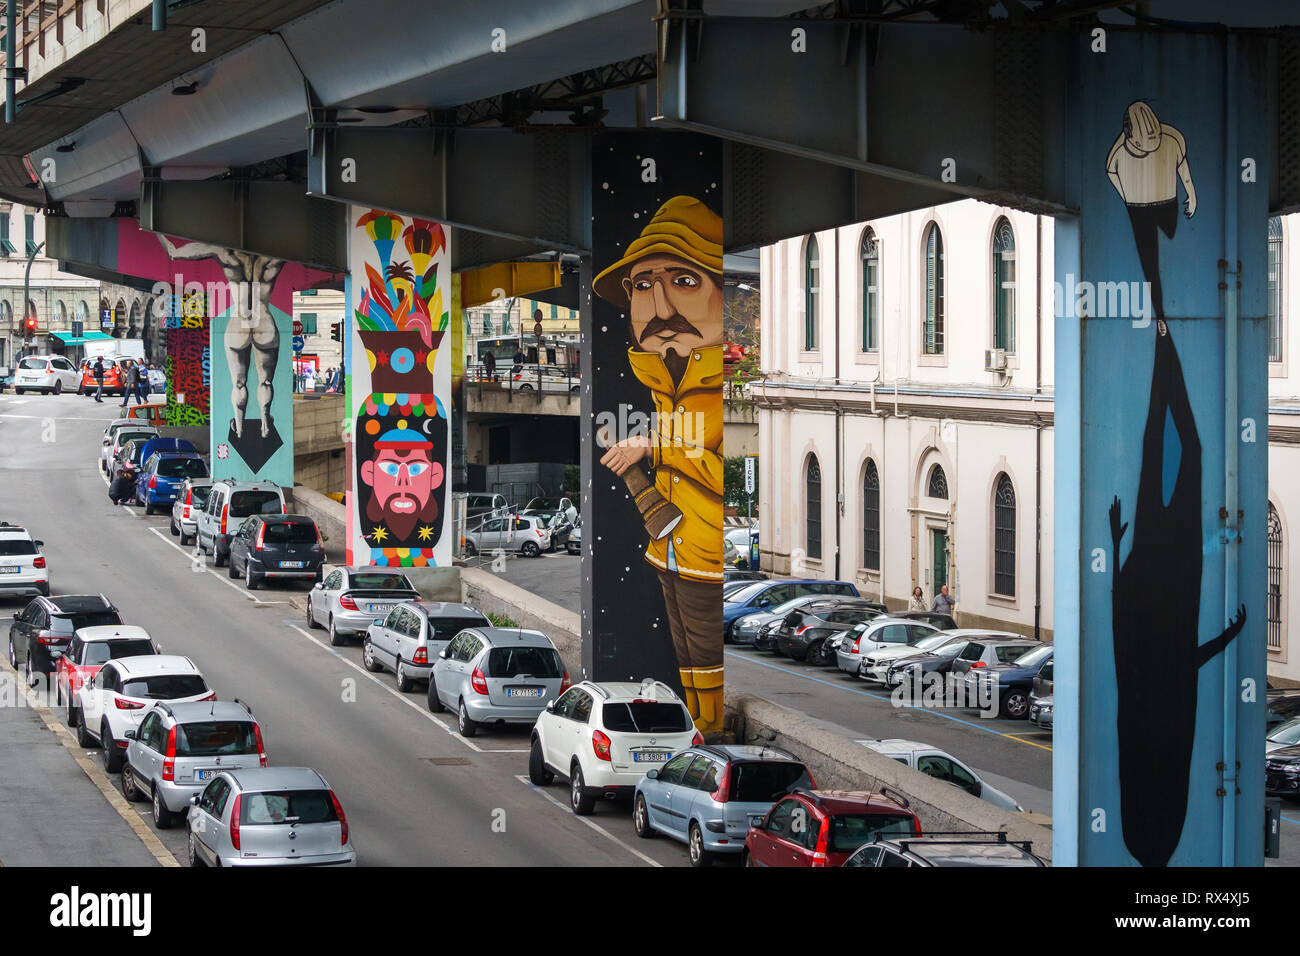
[75,654,214,774]
[12,354,80,394]
[529,679,701,815]
[0,522,48,597]
[196,480,286,567]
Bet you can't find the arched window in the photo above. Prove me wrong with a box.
[0,300,11,325]
[927,464,949,500]
[863,460,880,571]
[861,229,879,352]
[993,473,1016,597]
[1269,217,1283,363]
[923,223,944,354]
[992,217,1016,352]
[806,455,822,560]
[804,236,820,351]
[1269,504,1284,650]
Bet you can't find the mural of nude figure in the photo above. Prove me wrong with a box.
[158,236,285,440]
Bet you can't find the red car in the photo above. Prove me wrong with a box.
[742,789,921,867]
[54,625,157,724]
[79,357,126,396]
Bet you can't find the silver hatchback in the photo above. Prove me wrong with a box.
[364,601,490,692]
[428,627,569,737]
[185,766,356,867]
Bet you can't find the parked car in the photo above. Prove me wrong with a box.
[949,637,1041,678]
[742,789,921,867]
[464,513,552,557]
[185,766,356,867]
[857,631,976,684]
[0,362,11,392]
[1029,659,1054,729]
[898,610,959,631]
[9,592,120,686]
[834,618,941,675]
[56,625,158,725]
[228,514,325,590]
[633,744,814,867]
[729,593,845,647]
[428,627,570,737]
[1267,717,1300,754]
[106,428,161,481]
[1264,745,1300,801]
[723,579,860,635]
[883,637,987,688]
[464,492,508,520]
[962,642,1053,719]
[723,567,767,583]
[79,357,127,396]
[524,496,574,515]
[135,452,209,514]
[307,566,422,646]
[529,680,702,815]
[1267,693,1300,730]
[860,739,1023,811]
[169,478,213,546]
[122,700,267,830]
[565,521,582,555]
[0,523,49,600]
[363,600,490,691]
[75,655,214,773]
[11,354,81,394]
[520,508,572,551]
[196,480,286,567]
[845,832,1044,867]
[123,402,168,428]
[775,600,888,663]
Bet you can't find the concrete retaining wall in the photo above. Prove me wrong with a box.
[460,566,583,678]
[285,484,346,554]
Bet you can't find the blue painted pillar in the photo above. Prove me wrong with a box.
[1055,30,1270,866]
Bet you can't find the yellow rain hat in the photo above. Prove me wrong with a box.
[593,195,723,307]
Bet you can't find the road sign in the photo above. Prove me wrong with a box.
[292,335,305,353]
[744,456,756,495]
[534,320,543,338]
[293,320,304,336]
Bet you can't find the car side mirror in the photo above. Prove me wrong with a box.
[124,730,137,740]
[645,769,659,780]
[34,540,43,548]
[439,649,448,659]
[190,794,200,806]
[545,701,556,713]
[313,582,323,590]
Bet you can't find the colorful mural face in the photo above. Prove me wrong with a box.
[347,208,452,568]
[163,291,210,427]
[589,133,724,734]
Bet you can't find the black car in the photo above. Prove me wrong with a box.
[775,600,888,663]
[964,643,1054,719]
[1268,693,1300,730]
[723,568,768,584]
[898,610,958,631]
[1265,744,1300,801]
[883,637,976,688]
[228,514,325,590]
[7,594,121,686]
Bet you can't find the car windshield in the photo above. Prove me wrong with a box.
[725,582,769,604]
[189,486,213,509]
[1005,644,1050,667]
[722,581,755,597]
[350,573,413,591]
[911,633,951,651]
[602,701,692,734]
[230,490,283,518]
[830,814,920,852]
[428,616,488,641]
[486,646,564,678]
[120,675,208,700]
[0,539,36,555]
[240,790,337,826]
[84,640,155,666]
[175,721,259,757]
[156,457,208,479]
[1268,718,1300,746]
[731,762,812,802]
[262,522,317,544]
[56,611,121,631]
[18,358,45,369]
[118,432,155,449]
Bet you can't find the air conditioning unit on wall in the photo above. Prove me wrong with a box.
[984,348,1008,372]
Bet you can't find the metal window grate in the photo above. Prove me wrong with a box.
[993,217,1016,353]
[863,459,880,571]
[927,464,948,500]
[994,474,1016,597]
[1268,504,1283,651]
[861,229,879,352]
[1269,217,1283,363]
[806,455,822,561]
[924,224,944,354]
[805,235,820,351]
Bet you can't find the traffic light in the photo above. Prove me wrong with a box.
[330,321,341,342]
[23,316,36,337]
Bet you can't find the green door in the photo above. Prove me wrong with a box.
[931,530,948,591]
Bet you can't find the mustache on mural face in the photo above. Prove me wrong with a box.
[639,313,702,344]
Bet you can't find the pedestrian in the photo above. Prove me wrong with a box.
[304,363,316,392]
[108,461,138,505]
[120,360,142,406]
[92,356,105,403]
[908,585,927,612]
[931,583,956,617]
[136,364,152,404]
[512,347,526,374]
[483,351,496,382]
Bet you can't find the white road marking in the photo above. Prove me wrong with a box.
[146,526,287,605]
[513,775,663,867]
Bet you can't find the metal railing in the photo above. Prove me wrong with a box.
[468,361,580,406]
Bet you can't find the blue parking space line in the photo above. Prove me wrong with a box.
[724,650,1028,741]
[1282,815,1300,827]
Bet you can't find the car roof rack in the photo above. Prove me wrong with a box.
[890,831,1035,853]
[878,785,911,809]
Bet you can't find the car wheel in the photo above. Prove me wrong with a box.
[55,677,63,707]
[152,785,178,829]
[464,540,478,557]
[362,637,382,672]
[743,849,754,867]
[100,722,123,773]
[13,388,22,395]
[245,561,261,590]
[328,616,346,647]
[179,530,193,547]
[522,542,540,558]
[396,660,414,693]
[37,583,49,597]
[187,831,206,868]
[527,737,552,785]
[457,699,479,738]
[427,679,445,713]
[121,763,143,802]
[569,762,595,816]
[24,654,36,689]
[74,706,93,747]
[66,693,77,727]
[1000,690,1030,720]
[53,380,63,395]
[169,515,179,536]
[6,635,14,669]
[634,794,654,839]
[805,641,824,666]
[306,597,317,630]
[689,822,714,868]
[144,500,156,516]
[214,545,227,568]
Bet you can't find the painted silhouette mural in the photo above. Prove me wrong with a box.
[1104,101,1246,867]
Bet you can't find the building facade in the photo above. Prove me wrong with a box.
[759,200,1300,677]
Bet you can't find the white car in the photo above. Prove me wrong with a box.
[11,354,81,395]
[834,617,940,675]
[75,654,213,774]
[528,679,701,815]
[0,522,48,598]
[860,738,1024,812]
[858,630,1018,684]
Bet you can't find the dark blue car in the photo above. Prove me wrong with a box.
[135,452,209,514]
[963,643,1054,720]
[722,579,860,633]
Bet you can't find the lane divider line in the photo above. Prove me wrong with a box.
[513,774,662,867]
[0,661,179,867]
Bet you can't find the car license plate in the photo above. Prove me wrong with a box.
[633,750,670,763]
[197,769,223,781]
[280,561,304,568]
[0,566,19,574]
[506,687,542,698]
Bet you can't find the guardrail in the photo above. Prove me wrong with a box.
[468,362,580,406]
